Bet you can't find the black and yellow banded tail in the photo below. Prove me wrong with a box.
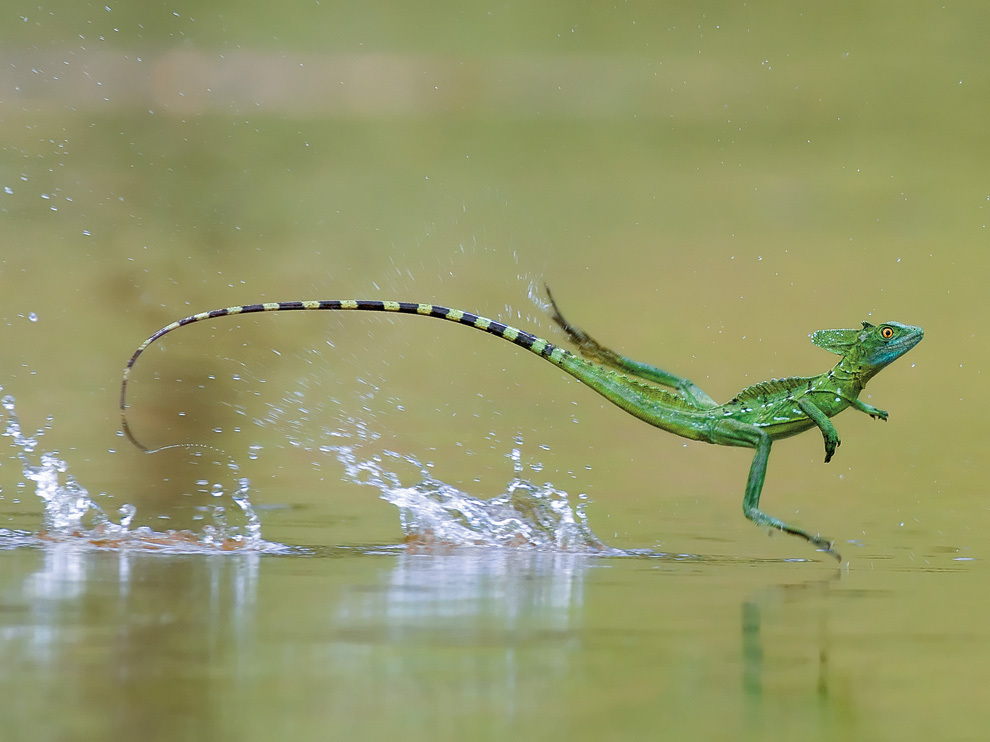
[120,299,572,450]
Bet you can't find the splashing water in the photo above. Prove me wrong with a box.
[320,426,613,553]
[0,390,278,553]
[1,383,614,555]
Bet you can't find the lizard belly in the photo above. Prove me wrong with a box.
[758,416,818,439]
[755,393,851,440]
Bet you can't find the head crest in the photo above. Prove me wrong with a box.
[809,327,861,355]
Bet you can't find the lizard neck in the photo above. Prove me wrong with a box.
[831,355,875,391]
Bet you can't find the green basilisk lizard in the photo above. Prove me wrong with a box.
[120,289,923,559]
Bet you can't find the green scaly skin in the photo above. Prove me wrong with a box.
[120,289,923,560]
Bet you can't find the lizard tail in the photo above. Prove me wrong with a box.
[120,299,573,451]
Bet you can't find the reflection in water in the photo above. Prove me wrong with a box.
[741,599,763,699]
[741,575,852,734]
[328,549,589,724]
[343,548,587,630]
[1,543,261,739]
[0,542,590,738]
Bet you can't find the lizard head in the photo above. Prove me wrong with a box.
[811,321,924,370]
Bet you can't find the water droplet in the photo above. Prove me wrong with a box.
[118,503,136,528]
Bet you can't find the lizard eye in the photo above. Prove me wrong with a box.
[880,326,894,339]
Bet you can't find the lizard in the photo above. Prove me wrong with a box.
[119,289,923,559]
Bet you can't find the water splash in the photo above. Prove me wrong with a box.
[3,395,108,534]
[1,382,614,555]
[320,426,613,553]
[0,390,278,553]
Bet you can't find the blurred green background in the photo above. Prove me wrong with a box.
[1,2,988,740]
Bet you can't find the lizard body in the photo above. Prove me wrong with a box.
[120,291,923,559]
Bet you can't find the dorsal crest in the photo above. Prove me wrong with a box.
[732,377,808,406]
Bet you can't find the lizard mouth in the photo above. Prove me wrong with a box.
[894,327,924,351]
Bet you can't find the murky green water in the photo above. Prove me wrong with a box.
[2,2,989,740]
[3,542,987,741]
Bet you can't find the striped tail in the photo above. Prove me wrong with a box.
[120,300,572,450]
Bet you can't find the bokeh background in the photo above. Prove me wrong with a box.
[1,2,988,740]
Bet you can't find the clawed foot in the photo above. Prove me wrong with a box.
[808,533,842,562]
[778,522,842,561]
[749,507,843,561]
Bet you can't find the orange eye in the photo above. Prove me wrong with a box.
[881,326,894,339]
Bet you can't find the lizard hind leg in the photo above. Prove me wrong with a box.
[544,284,613,361]
[713,419,841,561]
[544,285,718,410]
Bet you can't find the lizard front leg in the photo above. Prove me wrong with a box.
[797,397,840,463]
[850,397,888,421]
